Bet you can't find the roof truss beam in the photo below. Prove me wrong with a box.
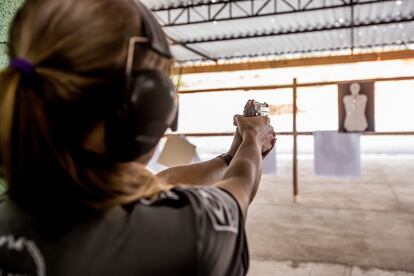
[210,41,414,61]
[169,37,218,62]
[152,0,398,27]
[175,16,414,45]
[174,40,414,63]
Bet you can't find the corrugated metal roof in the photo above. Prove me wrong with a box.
[142,0,414,64]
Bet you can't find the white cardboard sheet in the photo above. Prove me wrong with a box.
[157,135,197,167]
[262,146,277,175]
[314,131,361,178]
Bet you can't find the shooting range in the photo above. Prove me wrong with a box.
[1,0,414,275]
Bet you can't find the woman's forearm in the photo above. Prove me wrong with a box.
[223,133,262,195]
[156,157,229,185]
[215,133,263,218]
[156,131,242,186]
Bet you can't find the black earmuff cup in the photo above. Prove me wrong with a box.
[105,70,177,162]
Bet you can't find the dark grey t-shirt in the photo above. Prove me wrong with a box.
[0,186,248,276]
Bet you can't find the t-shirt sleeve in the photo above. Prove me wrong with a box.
[178,186,249,276]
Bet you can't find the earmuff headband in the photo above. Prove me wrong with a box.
[104,1,178,162]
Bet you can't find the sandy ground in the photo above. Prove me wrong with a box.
[246,155,414,275]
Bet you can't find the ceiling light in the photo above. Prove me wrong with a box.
[396,0,402,5]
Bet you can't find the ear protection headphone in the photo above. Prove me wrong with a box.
[105,0,178,162]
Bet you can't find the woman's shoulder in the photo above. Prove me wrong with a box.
[127,186,240,233]
[170,186,249,276]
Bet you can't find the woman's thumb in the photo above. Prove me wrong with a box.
[233,114,242,126]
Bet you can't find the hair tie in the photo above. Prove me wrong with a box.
[10,58,35,76]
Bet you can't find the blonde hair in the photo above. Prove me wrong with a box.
[0,0,174,211]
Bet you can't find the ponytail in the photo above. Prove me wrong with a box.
[0,67,74,199]
[0,70,19,186]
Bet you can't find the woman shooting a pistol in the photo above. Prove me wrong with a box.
[0,0,275,275]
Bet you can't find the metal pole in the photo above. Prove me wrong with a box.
[293,78,299,202]
[350,0,355,55]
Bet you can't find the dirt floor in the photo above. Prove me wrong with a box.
[246,155,414,275]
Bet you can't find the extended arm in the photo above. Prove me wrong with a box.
[156,157,228,186]
[156,131,242,185]
[215,116,275,219]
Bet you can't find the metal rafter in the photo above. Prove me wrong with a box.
[168,37,218,62]
[173,16,414,45]
[152,0,401,27]
[175,41,414,63]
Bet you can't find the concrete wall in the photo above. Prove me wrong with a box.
[0,0,24,67]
